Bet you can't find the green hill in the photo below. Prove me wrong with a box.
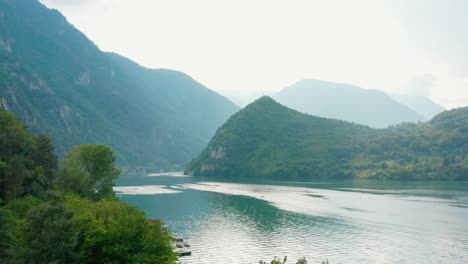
[273,79,423,128]
[186,97,468,180]
[0,0,238,169]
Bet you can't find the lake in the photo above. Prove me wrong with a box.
[115,174,468,264]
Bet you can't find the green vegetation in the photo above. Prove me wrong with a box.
[59,144,120,200]
[0,0,238,170]
[0,111,57,201]
[258,257,328,264]
[186,97,468,180]
[0,110,177,263]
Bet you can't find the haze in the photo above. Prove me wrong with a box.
[40,0,468,109]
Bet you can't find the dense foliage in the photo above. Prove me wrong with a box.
[0,110,177,263]
[258,257,328,264]
[0,111,57,202]
[186,97,468,180]
[0,0,238,170]
[63,195,175,263]
[59,144,120,200]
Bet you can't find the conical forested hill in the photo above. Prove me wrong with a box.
[186,97,468,180]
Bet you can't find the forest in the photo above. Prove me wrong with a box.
[186,97,468,180]
[0,110,176,263]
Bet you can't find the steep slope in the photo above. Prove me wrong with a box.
[273,79,423,128]
[186,97,468,180]
[0,0,238,168]
[186,97,373,178]
[389,93,445,120]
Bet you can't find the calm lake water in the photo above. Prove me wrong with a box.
[115,174,468,264]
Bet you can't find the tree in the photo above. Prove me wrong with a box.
[32,134,58,188]
[259,256,310,264]
[296,258,308,264]
[0,111,33,203]
[0,111,35,161]
[64,194,177,264]
[0,111,58,202]
[0,112,176,263]
[2,156,28,203]
[5,200,78,263]
[59,144,120,200]
[0,205,14,262]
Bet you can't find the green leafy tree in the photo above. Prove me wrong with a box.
[259,257,310,264]
[0,112,176,263]
[0,111,58,202]
[296,257,308,264]
[0,205,14,262]
[64,194,177,264]
[59,144,120,200]
[6,200,77,263]
[30,134,58,194]
[2,156,27,203]
[0,111,33,202]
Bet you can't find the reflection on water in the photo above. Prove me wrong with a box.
[114,185,181,195]
[116,175,468,264]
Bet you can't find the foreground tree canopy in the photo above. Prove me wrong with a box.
[259,256,329,264]
[0,110,177,263]
[60,144,121,200]
[0,111,58,203]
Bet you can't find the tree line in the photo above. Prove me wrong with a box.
[0,110,177,263]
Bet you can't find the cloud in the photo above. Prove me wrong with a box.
[405,73,436,97]
[41,0,91,6]
[38,0,468,109]
[40,0,111,10]
[387,0,468,77]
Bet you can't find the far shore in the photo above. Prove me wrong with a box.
[147,171,190,177]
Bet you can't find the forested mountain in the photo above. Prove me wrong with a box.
[186,97,468,180]
[273,79,423,128]
[389,93,445,121]
[0,0,238,169]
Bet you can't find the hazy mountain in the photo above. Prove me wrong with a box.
[0,0,238,169]
[222,90,275,108]
[186,97,468,180]
[388,93,445,121]
[273,79,423,128]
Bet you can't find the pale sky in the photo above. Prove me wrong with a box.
[40,0,468,109]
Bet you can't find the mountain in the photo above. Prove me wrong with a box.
[186,97,468,180]
[273,79,423,128]
[388,93,445,121]
[222,90,275,108]
[0,0,239,169]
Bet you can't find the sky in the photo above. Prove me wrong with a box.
[39,0,468,109]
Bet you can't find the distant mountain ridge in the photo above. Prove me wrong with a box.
[388,93,445,120]
[273,79,423,128]
[0,0,239,169]
[186,97,468,180]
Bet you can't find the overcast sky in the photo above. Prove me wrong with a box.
[40,0,468,109]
